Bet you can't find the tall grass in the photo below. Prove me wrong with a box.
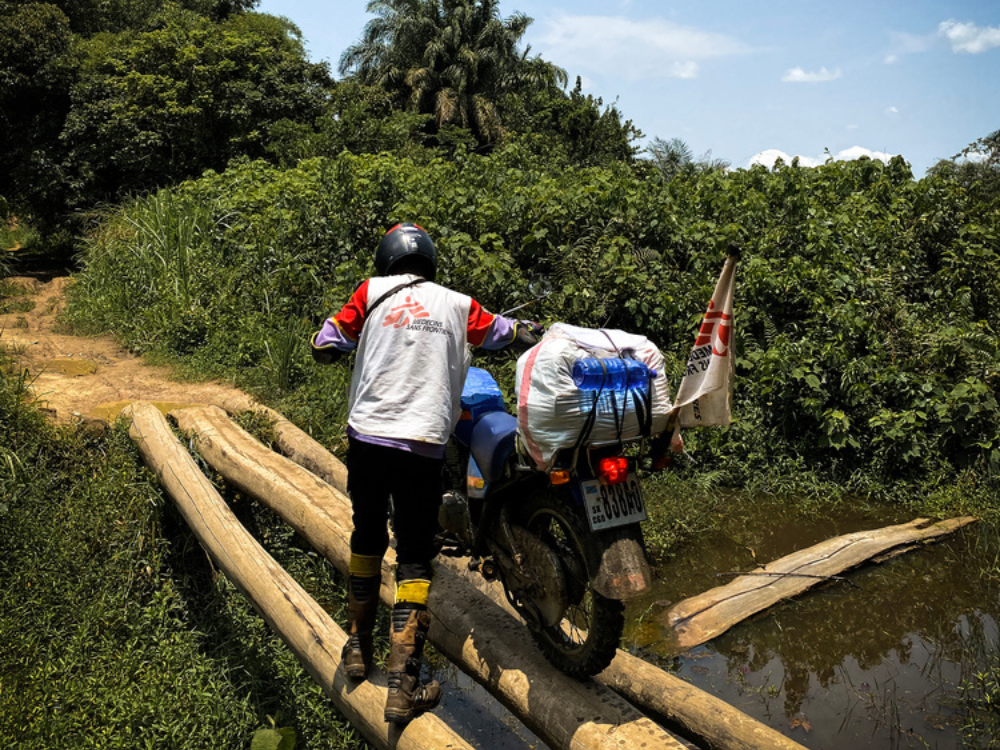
[959,612,1000,748]
[0,354,371,750]
[125,191,212,309]
[67,192,219,353]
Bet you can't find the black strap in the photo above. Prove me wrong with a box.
[631,375,654,437]
[365,278,425,317]
[573,355,654,455]
[573,359,609,454]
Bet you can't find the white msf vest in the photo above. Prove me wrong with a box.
[348,276,472,446]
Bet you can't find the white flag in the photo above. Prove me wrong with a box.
[672,255,737,427]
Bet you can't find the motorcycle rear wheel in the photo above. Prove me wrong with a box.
[515,491,625,679]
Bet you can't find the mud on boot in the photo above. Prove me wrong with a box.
[384,604,441,724]
[341,573,379,681]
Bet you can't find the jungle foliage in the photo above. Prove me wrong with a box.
[1,0,638,235]
[928,128,1000,210]
[339,0,544,145]
[0,1,330,228]
[6,0,1000,746]
[67,146,1000,510]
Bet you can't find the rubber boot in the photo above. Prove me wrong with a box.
[341,575,379,681]
[383,603,442,724]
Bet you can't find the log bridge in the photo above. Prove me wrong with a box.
[123,397,970,750]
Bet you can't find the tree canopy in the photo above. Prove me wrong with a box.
[0,2,76,224]
[928,128,1000,206]
[1,0,643,231]
[339,0,564,147]
[60,10,330,210]
[0,2,329,229]
[646,137,730,180]
[0,0,260,34]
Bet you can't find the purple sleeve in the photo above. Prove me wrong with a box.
[313,318,357,351]
[480,315,517,350]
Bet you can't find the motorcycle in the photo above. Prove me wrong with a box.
[438,355,665,678]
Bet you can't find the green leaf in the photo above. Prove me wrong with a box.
[251,727,297,750]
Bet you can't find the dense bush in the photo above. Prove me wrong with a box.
[67,148,1000,502]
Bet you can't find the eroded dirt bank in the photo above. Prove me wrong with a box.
[0,275,248,426]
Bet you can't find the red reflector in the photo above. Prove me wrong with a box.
[598,457,629,484]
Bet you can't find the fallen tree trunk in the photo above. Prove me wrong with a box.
[172,405,689,750]
[123,402,471,750]
[664,516,978,652]
[217,399,810,750]
[217,394,349,492]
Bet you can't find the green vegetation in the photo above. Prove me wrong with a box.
[66,147,1000,519]
[960,617,1000,748]
[0,357,370,750]
[1,0,637,237]
[647,137,730,180]
[4,0,1000,745]
[340,0,551,146]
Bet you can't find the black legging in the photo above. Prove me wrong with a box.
[346,437,443,582]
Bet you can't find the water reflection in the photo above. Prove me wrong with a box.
[431,660,541,750]
[631,501,999,749]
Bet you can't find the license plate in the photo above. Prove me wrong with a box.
[581,472,646,531]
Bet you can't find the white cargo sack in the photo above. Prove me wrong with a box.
[515,323,672,470]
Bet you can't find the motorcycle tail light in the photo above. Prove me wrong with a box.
[598,457,629,484]
[550,469,571,485]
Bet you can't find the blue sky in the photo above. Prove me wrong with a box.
[255,0,1000,176]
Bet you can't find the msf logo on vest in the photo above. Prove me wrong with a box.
[382,296,431,328]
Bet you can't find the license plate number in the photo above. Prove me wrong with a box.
[581,473,646,531]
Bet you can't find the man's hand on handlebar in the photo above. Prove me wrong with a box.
[511,320,544,351]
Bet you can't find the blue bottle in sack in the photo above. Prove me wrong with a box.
[572,357,653,391]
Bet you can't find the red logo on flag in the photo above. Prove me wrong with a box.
[693,301,732,356]
[382,297,431,328]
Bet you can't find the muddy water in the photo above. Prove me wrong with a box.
[627,499,1000,749]
[432,664,542,749]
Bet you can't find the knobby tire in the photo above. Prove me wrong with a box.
[515,491,625,679]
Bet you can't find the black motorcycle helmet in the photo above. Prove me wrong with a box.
[374,223,437,281]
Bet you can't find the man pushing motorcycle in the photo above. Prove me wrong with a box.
[310,223,540,724]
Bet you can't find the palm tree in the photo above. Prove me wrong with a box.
[340,0,562,145]
[647,137,730,180]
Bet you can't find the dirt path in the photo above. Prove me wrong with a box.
[1,275,249,427]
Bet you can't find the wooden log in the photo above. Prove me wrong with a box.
[215,401,811,750]
[172,405,689,750]
[664,516,978,653]
[428,562,807,750]
[598,655,804,750]
[216,393,349,492]
[123,401,471,750]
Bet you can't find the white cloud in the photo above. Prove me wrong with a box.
[536,14,749,80]
[885,106,899,115]
[781,66,842,83]
[748,147,897,169]
[835,146,896,162]
[939,20,1000,54]
[670,61,700,79]
[749,149,822,168]
[883,31,937,64]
